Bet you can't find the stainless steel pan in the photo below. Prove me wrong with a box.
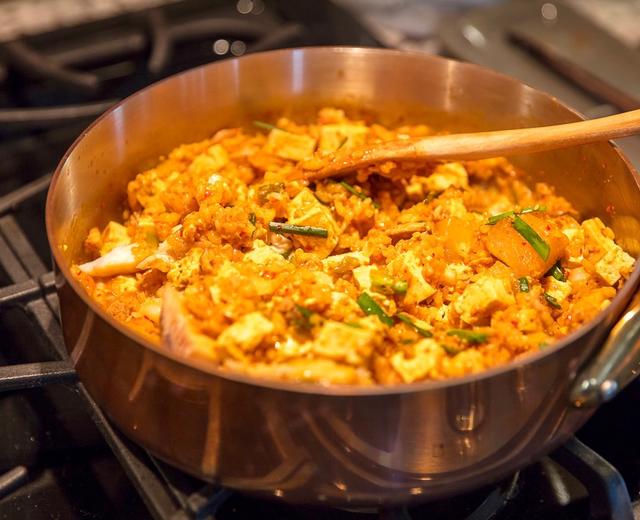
[46,47,640,506]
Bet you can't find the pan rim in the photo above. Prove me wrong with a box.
[45,46,640,397]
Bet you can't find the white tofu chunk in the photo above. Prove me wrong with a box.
[187,144,229,176]
[544,277,573,303]
[286,188,339,258]
[425,162,469,192]
[243,241,289,267]
[390,338,444,383]
[454,273,515,325]
[561,224,585,266]
[396,251,436,305]
[265,129,317,161]
[218,312,274,352]
[312,319,381,365]
[318,124,368,152]
[353,265,375,291]
[443,262,471,284]
[595,247,635,285]
[78,243,139,277]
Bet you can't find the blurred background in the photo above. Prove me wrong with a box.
[2,1,640,519]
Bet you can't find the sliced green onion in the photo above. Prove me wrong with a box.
[441,344,461,356]
[543,292,562,309]
[447,329,488,344]
[344,322,363,329]
[512,215,550,261]
[293,304,314,331]
[269,222,328,238]
[396,313,433,338]
[401,339,416,345]
[547,261,566,282]
[338,181,381,209]
[357,292,394,326]
[392,280,408,295]
[487,205,547,225]
[336,136,349,150]
[371,271,408,295]
[253,120,286,132]
[248,212,257,226]
[519,204,547,215]
[518,277,530,292]
[487,210,515,225]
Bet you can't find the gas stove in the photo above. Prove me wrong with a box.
[1,1,640,519]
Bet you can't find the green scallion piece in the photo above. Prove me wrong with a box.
[357,292,394,326]
[396,314,433,338]
[293,304,314,331]
[441,344,461,356]
[512,215,550,261]
[547,261,566,282]
[336,136,349,150]
[371,271,408,295]
[519,204,547,215]
[487,205,547,225]
[344,322,364,329]
[543,292,562,309]
[248,212,257,226]
[487,210,515,225]
[338,181,381,209]
[518,277,530,292]
[253,120,286,132]
[269,222,328,238]
[447,329,488,344]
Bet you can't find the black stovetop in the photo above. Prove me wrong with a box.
[1,0,640,519]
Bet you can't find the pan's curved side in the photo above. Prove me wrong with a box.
[47,48,640,505]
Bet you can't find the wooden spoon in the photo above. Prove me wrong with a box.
[299,108,640,182]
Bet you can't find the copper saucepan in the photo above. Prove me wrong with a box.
[46,47,640,506]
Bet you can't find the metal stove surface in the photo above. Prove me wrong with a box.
[1,0,640,519]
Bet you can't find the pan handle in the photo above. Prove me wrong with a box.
[570,291,640,408]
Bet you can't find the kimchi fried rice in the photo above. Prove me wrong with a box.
[72,108,636,385]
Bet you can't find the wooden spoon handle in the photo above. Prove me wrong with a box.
[304,108,640,181]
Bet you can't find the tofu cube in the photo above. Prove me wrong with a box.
[454,274,515,325]
[318,124,368,152]
[595,246,635,285]
[425,162,469,192]
[265,129,317,161]
[544,277,573,303]
[395,251,436,305]
[312,319,381,365]
[390,338,444,383]
[218,312,274,352]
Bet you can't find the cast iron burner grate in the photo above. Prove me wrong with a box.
[0,173,635,520]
